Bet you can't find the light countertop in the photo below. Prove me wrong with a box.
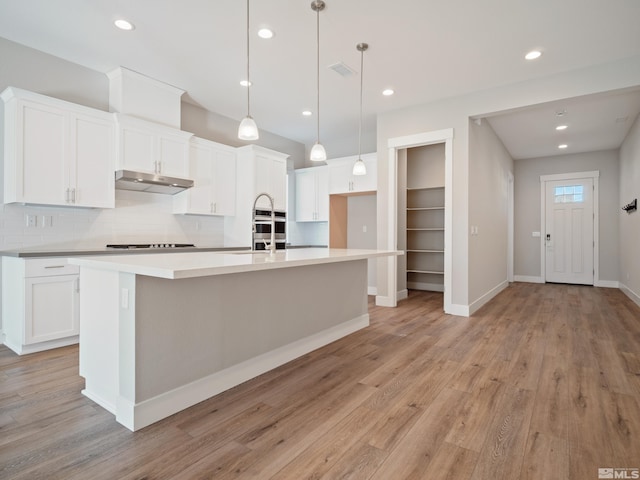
[68,248,401,279]
[0,245,249,258]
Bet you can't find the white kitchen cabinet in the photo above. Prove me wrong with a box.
[1,87,115,208]
[2,257,80,355]
[224,145,289,247]
[295,166,328,222]
[327,153,377,194]
[173,137,236,216]
[115,114,192,178]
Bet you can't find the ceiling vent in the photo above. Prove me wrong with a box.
[328,61,356,77]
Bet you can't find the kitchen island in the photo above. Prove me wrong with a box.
[69,248,400,431]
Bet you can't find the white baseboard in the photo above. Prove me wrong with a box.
[469,280,509,316]
[376,295,396,307]
[367,286,377,296]
[620,282,640,308]
[0,330,4,347]
[595,279,619,288]
[2,335,79,355]
[397,289,408,301]
[514,275,544,284]
[446,303,470,317]
[111,314,370,432]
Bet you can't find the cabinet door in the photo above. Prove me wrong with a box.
[316,167,329,221]
[18,100,68,205]
[182,142,215,214]
[352,156,377,192]
[212,149,236,216]
[25,275,79,344]
[295,170,317,222]
[328,162,352,194]
[158,134,189,177]
[71,112,115,208]
[254,155,286,210]
[270,157,287,211]
[119,124,156,173]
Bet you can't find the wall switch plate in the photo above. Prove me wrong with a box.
[41,215,53,228]
[362,225,367,233]
[532,231,541,237]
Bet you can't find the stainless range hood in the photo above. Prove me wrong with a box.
[114,170,194,195]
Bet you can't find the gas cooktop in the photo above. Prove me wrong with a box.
[106,243,195,249]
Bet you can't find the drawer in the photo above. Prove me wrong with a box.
[24,258,80,277]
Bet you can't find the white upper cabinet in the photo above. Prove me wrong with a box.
[1,87,115,208]
[115,114,192,178]
[327,152,377,194]
[237,145,288,211]
[174,137,236,216]
[295,166,328,222]
[224,145,289,248]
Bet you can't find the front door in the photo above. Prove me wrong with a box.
[544,178,594,285]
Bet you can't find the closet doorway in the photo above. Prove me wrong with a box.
[387,129,453,313]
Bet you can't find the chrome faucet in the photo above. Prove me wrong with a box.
[252,192,276,254]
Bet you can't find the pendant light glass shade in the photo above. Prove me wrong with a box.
[352,42,368,176]
[352,158,366,175]
[310,142,327,162]
[310,0,326,161]
[238,0,259,141]
[238,115,259,140]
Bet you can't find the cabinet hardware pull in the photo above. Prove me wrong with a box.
[44,265,66,269]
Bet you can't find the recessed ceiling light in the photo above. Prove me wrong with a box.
[525,50,542,60]
[240,80,252,87]
[257,28,274,39]
[556,125,568,131]
[558,144,568,149]
[114,19,135,31]
[382,89,394,96]
[302,110,312,116]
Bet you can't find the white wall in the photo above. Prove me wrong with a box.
[514,150,620,283]
[468,119,514,306]
[619,114,640,305]
[376,54,640,310]
[347,194,377,291]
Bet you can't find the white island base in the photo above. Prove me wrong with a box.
[73,249,398,431]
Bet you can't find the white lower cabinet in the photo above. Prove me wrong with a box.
[2,257,80,355]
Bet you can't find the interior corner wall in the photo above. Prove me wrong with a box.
[513,150,620,282]
[468,118,514,306]
[376,54,640,310]
[619,114,640,304]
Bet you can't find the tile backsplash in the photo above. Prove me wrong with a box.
[0,190,224,250]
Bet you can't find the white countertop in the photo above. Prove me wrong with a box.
[68,248,401,279]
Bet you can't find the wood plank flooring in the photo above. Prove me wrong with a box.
[1,282,640,479]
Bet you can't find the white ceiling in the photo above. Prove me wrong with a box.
[1,0,640,158]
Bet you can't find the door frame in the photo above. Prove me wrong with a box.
[385,128,453,312]
[508,171,514,283]
[540,170,600,284]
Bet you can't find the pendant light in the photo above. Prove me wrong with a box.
[238,0,259,141]
[310,0,327,161]
[352,43,368,175]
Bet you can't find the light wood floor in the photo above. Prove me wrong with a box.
[1,283,640,479]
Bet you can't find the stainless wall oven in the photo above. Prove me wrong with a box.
[253,209,286,250]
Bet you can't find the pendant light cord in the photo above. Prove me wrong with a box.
[316,4,320,144]
[246,0,251,117]
[358,47,363,159]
